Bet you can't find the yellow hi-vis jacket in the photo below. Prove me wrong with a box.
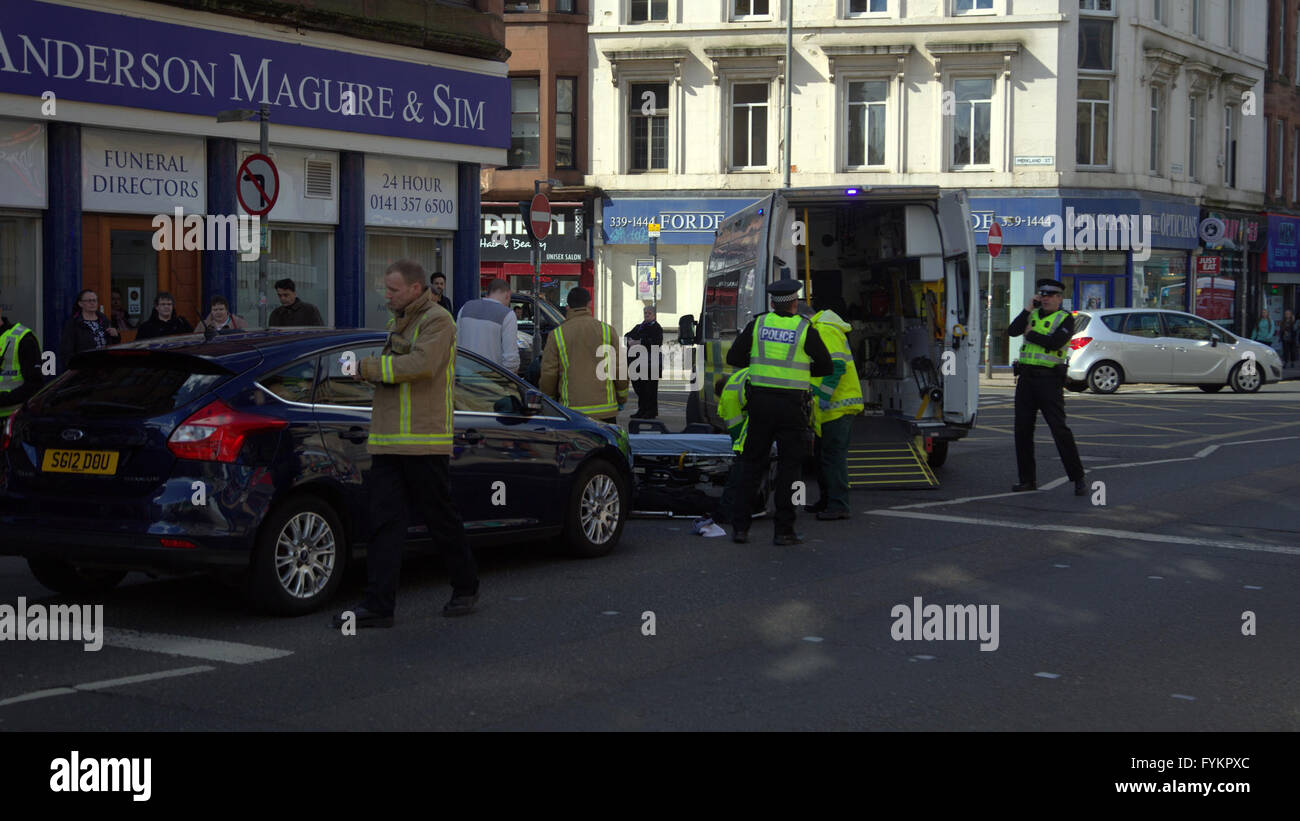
[809,310,863,435]
[0,322,34,417]
[717,367,750,453]
[540,306,629,421]
[359,289,456,455]
[748,312,812,391]
[1019,309,1070,369]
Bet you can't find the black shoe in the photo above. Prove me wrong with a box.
[815,510,850,521]
[805,501,828,514]
[332,605,393,629]
[732,530,750,544]
[1012,481,1037,492]
[1074,476,1088,496]
[442,593,478,617]
[773,532,804,546]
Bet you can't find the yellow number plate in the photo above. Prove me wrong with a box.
[40,449,119,475]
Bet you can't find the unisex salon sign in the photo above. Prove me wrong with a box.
[0,0,508,149]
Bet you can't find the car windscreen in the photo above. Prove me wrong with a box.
[34,353,232,418]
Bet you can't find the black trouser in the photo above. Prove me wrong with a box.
[1283,339,1296,365]
[1014,367,1084,483]
[734,388,808,535]
[632,377,658,418]
[364,453,478,616]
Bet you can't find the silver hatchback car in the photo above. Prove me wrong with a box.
[1064,309,1284,394]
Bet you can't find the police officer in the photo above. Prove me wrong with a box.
[1008,278,1086,495]
[0,297,43,418]
[726,278,833,545]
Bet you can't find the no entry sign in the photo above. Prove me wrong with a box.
[529,193,551,240]
[237,153,279,216]
[987,221,1003,257]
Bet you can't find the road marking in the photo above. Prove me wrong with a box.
[0,665,214,708]
[103,629,293,665]
[1152,422,1300,449]
[1035,672,1061,679]
[863,510,1300,557]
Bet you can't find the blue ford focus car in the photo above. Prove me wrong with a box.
[0,330,633,614]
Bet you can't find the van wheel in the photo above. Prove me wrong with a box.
[1197,384,1225,393]
[1086,362,1123,394]
[1229,361,1263,393]
[927,439,949,468]
[249,495,347,615]
[562,459,628,558]
[27,559,126,595]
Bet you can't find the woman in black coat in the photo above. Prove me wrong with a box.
[59,289,119,370]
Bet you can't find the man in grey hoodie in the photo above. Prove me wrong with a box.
[456,278,520,373]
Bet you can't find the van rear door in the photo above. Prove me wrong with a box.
[935,191,978,426]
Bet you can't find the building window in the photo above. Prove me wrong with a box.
[629,82,669,171]
[1080,0,1111,9]
[846,80,887,167]
[1277,119,1286,197]
[1278,6,1287,75]
[1188,95,1199,180]
[1225,0,1236,49]
[509,78,540,169]
[630,0,668,22]
[504,1,540,11]
[237,228,332,326]
[0,216,41,340]
[1293,126,1299,202]
[1153,0,1164,24]
[1079,18,1113,71]
[1223,104,1236,188]
[954,0,993,12]
[1077,79,1110,167]
[557,0,575,11]
[1149,86,1162,174]
[952,78,992,168]
[848,0,888,13]
[1192,0,1203,38]
[364,233,447,330]
[733,0,770,19]
[731,83,769,169]
[556,77,576,169]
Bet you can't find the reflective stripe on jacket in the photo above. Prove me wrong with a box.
[539,306,629,420]
[0,323,32,417]
[1019,309,1069,369]
[748,313,812,390]
[717,367,750,453]
[809,310,863,434]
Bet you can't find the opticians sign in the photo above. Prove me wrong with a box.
[602,197,761,245]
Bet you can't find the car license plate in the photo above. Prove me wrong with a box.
[40,449,119,475]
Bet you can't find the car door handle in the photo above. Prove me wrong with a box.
[338,428,368,443]
[1175,346,1188,353]
[457,429,484,445]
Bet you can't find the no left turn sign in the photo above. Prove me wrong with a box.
[237,153,279,217]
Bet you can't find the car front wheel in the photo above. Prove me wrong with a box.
[249,495,347,615]
[562,459,628,558]
[27,559,126,595]
[1229,360,1263,393]
[1086,362,1123,394]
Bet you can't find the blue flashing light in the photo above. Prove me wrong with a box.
[845,188,860,196]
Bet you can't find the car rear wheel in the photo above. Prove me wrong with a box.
[562,459,628,558]
[1229,360,1263,393]
[27,559,126,595]
[1086,362,1123,394]
[249,495,346,615]
[1198,384,1225,393]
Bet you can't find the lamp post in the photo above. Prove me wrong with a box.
[531,178,561,364]
[217,106,270,327]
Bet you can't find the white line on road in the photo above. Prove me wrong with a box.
[103,629,293,665]
[865,509,1300,556]
[0,665,214,708]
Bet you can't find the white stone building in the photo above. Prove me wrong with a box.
[584,0,1266,360]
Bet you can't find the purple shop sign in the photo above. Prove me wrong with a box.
[0,0,508,150]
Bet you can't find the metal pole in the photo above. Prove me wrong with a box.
[532,180,542,365]
[258,106,269,328]
[783,0,792,188]
[984,251,994,378]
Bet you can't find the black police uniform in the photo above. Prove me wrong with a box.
[1007,280,1085,493]
[725,279,833,543]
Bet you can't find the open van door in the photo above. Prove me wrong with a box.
[935,191,978,428]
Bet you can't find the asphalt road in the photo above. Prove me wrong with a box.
[2,382,1298,731]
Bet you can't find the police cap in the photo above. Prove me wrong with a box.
[766,277,803,304]
[1035,278,1065,294]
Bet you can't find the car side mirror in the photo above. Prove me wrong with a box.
[678,315,696,346]
[524,389,545,414]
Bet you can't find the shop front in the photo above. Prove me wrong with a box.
[0,0,507,354]
[1265,213,1300,320]
[1197,209,1267,334]
[479,203,591,311]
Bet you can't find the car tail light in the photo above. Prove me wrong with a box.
[168,400,287,463]
[1069,337,1093,350]
[160,537,197,549]
[1,408,20,450]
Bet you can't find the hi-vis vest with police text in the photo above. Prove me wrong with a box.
[1019,309,1069,369]
[717,367,750,453]
[0,323,33,415]
[748,313,812,390]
